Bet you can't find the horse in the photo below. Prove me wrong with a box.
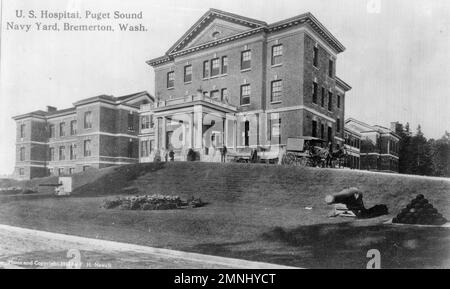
[330,147,347,168]
[309,146,330,167]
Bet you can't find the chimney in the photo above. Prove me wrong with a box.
[390,121,399,132]
[47,106,57,112]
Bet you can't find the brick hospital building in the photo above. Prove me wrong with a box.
[13,9,353,179]
[13,92,153,179]
[145,8,351,161]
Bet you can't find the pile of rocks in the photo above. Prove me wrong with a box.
[393,194,447,225]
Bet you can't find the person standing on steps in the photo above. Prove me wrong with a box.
[221,145,227,163]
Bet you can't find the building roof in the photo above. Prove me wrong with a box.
[336,77,352,92]
[12,110,48,120]
[12,91,154,121]
[115,91,155,103]
[72,91,153,107]
[147,8,346,66]
[345,118,401,139]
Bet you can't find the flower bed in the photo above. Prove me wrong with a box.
[102,194,205,210]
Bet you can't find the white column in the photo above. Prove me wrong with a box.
[190,112,194,149]
[155,117,160,150]
[161,117,166,150]
[224,116,229,147]
[193,106,203,150]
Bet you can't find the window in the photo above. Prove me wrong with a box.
[321,88,325,107]
[127,140,134,158]
[271,44,283,65]
[183,65,192,83]
[59,122,65,137]
[240,84,251,105]
[69,168,75,175]
[59,146,65,160]
[203,91,209,98]
[58,168,64,176]
[20,124,25,138]
[19,147,25,161]
[241,50,251,70]
[321,124,325,139]
[19,168,24,176]
[83,166,90,172]
[70,120,77,135]
[203,60,209,78]
[328,59,334,78]
[49,124,55,138]
[84,140,91,157]
[149,140,154,154]
[313,46,319,67]
[312,120,317,137]
[337,94,341,108]
[167,71,174,88]
[141,140,149,157]
[49,147,55,161]
[244,120,250,147]
[149,115,154,128]
[328,126,332,142]
[128,112,135,131]
[337,118,341,132]
[221,56,228,74]
[271,80,283,102]
[312,82,318,104]
[70,144,76,160]
[270,118,281,144]
[84,111,92,129]
[221,88,228,102]
[141,115,151,130]
[210,58,220,77]
[328,91,333,111]
[210,90,220,100]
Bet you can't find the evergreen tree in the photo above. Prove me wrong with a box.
[409,125,433,175]
[430,131,450,177]
[395,122,412,174]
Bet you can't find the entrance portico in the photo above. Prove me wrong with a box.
[152,93,237,161]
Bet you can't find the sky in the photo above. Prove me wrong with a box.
[0,0,449,175]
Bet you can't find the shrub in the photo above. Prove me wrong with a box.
[102,194,204,211]
[102,198,122,209]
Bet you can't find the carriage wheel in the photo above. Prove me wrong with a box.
[282,152,295,165]
[296,157,308,167]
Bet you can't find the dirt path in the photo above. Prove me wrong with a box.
[0,224,297,269]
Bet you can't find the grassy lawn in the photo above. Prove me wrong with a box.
[0,162,449,268]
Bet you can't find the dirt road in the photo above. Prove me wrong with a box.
[0,224,296,269]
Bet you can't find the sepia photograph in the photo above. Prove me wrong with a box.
[0,0,449,276]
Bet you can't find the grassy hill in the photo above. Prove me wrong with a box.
[0,162,449,268]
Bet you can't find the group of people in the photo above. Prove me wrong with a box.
[162,145,228,163]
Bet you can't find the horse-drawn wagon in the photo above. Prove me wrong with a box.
[280,137,328,167]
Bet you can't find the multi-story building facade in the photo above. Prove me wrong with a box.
[343,125,361,169]
[13,91,153,179]
[144,8,351,161]
[345,118,400,172]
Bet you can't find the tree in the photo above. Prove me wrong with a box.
[430,131,450,177]
[409,125,433,175]
[394,122,413,174]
